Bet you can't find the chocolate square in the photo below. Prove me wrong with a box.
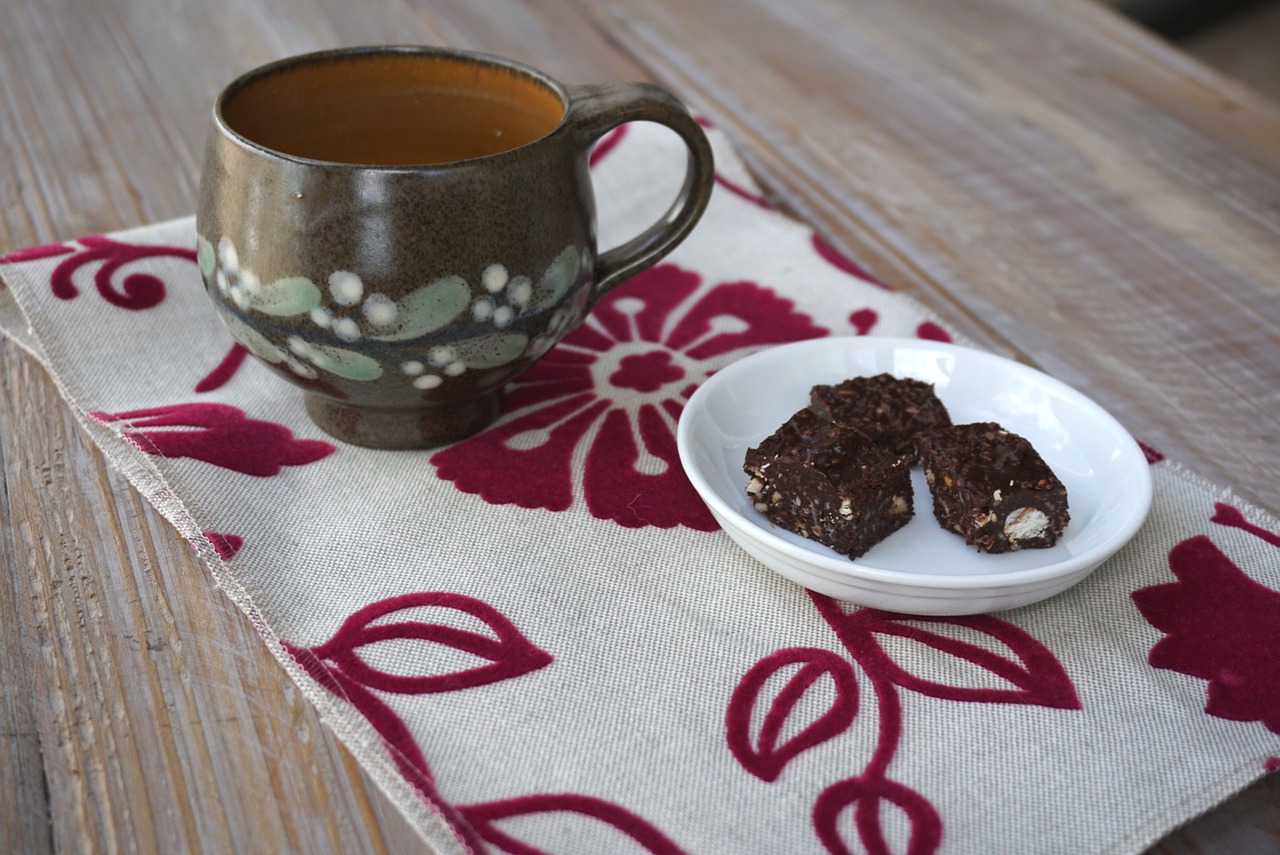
[809,373,951,459]
[744,408,913,559]
[917,422,1069,553]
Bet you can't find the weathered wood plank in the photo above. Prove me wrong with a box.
[0,0,1275,852]
[0,355,54,855]
[0,339,433,853]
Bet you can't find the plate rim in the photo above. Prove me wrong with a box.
[676,335,1154,591]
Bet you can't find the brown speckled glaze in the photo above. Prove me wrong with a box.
[197,45,714,449]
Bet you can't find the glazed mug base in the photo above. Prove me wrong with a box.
[304,391,505,450]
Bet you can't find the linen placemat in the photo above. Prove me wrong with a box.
[1,121,1276,855]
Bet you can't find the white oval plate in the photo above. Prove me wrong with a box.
[677,337,1153,614]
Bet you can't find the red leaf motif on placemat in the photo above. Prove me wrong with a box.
[284,593,552,854]
[308,592,553,694]
[1138,440,1165,464]
[459,793,689,855]
[849,308,878,335]
[915,321,952,342]
[0,242,74,263]
[1212,502,1280,548]
[586,118,769,218]
[813,775,943,855]
[432,263,826,531]
[715,173,774,209]
[812,233,887,289]
[589,124,629,166]
[728,593,1082,855]
[848,611,1082,709]
[727,647,859,782]
[1133,533,1280,734]
[50,234,196,310]
[283,644,488,852]
[195,343,249,393]
[91,403,334,476]
[200,531,243,560]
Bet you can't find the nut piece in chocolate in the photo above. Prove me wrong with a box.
[809,373,951,459]
[917,422,1069,553]
[744,408,913,559]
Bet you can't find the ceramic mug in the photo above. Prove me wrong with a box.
[197,45,714,448]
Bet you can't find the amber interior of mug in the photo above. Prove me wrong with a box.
[220,51,566,166]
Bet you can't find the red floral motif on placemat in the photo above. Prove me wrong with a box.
[1132,503,1280,735]
[715,173,774,210]
[195,343,249,393]
[728,592,1080,854]
[199,531,243,560]
[588,120,772,211]
[849,308,878,336]
[813,234,885,289]
[914,321,952,342]
[286,593,690,855]
[847,307,955,343]
[45,234,196,310]
[589,125,629,167]
[458,794,689,855]
[1138,441,1166,464]
[91,403,335,476]
[431,263,827,530]
[286,592,551,854]
[0,242,75,264]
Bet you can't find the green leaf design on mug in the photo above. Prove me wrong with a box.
[250,276,323,317]
[197,236,217,280]
[529,245,581,312]
[213,304,286,363]
[371,275,470,342]
[453,331,530,369]
[304,342,384,381]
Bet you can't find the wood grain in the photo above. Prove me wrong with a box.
[0,338,433,855]
[0,0,1276,853]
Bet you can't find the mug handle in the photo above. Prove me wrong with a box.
[565,82,716,304]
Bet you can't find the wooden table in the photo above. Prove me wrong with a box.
[2,0,1276,851]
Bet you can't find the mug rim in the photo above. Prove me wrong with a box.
[212,44,571,171]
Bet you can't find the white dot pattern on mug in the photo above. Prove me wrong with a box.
[199,234,585,389]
